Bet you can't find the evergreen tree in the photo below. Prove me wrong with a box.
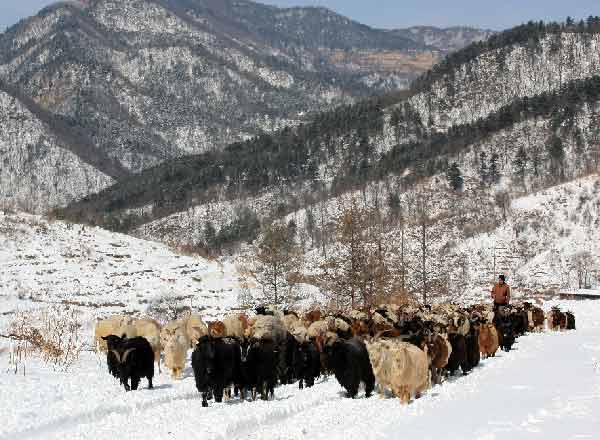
[547,135,566,179]
[514,146,529,183]
[203,221,217,252]
[387,192,401,221]
[479,151,488,185]
[489,153,500,184]
[446,162,464,191]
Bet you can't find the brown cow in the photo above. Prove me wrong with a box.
[478,323,499,359]
[208,321,227,338]
[427,333,452,385]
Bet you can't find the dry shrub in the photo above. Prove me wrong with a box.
[146,293,193,323]
[3,306,85,374]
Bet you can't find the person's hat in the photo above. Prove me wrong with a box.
[499,274,506,281]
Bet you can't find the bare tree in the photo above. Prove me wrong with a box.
[407,189,442,305]
[573,251,593,289]
[252,222,302,306]
[320,201,368,309]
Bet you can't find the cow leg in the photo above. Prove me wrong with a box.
[400,387,410,404]
[123,377,131,392]
[147,375,153,389]
[214,387,224,403]
[299,378,304,389]
[261,382,268,401]
[202,392,209,407]
[346,384,359,399]
[131,375,141,391]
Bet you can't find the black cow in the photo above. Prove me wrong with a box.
[102,334,123,380]
[255,306,275,316]
[295,341,321,389]
[281,332,300,385]
[465,326,480,372]
[511,309,529,337]
[102,335,154,391]
[241,338,278,401]
[446,333,469,376]
[566,311,576,330]
[325,337,374,398]
[192,336,242,407]
[496,317,516,352]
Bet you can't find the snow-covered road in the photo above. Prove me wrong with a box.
[2,300,599,440]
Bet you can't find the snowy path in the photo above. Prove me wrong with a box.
[2,300,599,440]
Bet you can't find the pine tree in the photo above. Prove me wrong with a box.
[513,146,529,184]
[387,192,401,222]
[479,151,488,185]
[489,153,500,184]
[203,221,217,253]
[446,162,464,191]
[547,135,565,179]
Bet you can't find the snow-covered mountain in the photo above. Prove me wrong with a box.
[0,0,491,212]
[57,20,600,299]
[391,26,494,53]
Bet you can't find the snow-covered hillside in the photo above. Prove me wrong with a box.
[460,175,600,293]
[0,210,243,323]
[409,32,600,133]
[0,89,114,212]
[1,299,598,439]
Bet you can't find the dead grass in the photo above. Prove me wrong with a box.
[2,306,85,374]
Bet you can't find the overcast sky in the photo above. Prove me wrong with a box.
[1,0,598,31]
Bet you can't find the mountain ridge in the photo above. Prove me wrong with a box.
[0,0,493,211]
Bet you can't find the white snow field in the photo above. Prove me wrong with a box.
[1,298,598,440]
[0,210,243,322]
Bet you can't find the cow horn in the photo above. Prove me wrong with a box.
[110,349,122,363]
[122,348,136,362]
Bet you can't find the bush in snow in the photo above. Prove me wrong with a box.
[2,306,84,373]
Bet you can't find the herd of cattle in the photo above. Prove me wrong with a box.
[95,303,576,405]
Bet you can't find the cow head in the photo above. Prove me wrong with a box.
[109,347,137,365]
[102,334,124,351]
[240,337,259,363]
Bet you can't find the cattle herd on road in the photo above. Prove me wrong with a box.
[95,303,576,405]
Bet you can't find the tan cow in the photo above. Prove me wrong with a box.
[94,315,133,352]
[367,339,430,404]
[133,318,163,372]
[478,323,499,359]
